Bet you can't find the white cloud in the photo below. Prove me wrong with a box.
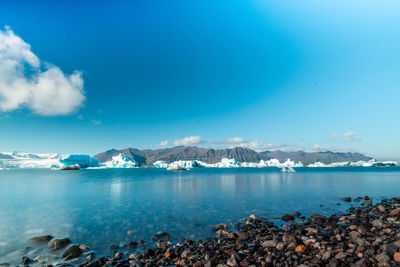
[329,133,339,139]
[329,132,360,142]
[0,27,85,115]
[174,136,203,146]
[344,132,360,142]
[224,137,245,144]
[158,140,169,146]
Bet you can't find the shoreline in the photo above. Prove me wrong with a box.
[4,196,400,266]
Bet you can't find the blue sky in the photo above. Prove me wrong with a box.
[0,0,399,160]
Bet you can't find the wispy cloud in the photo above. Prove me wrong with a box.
[0,26,85,115]
[344,132,360,142]
[90,119,101,125]
[329,132,360,142]
[174,136,204,146]
[158,140,169,146]
[329,133,339,139]
[224,137,245,144]
[171,135,294,152]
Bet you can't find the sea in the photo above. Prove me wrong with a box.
[0,167,399,263]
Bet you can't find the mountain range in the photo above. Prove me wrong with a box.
[94,146,372,166]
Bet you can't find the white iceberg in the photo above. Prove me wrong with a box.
[153,160,169,168]
[213,158,241,168]
[102,154,138,168]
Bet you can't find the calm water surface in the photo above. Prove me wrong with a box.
[1,167,400,260]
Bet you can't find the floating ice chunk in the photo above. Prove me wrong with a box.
[153,160,169,168]
[307,161,328,167]
[59,155,99,168]
[102,154,138,168]
[214,158,241,168]
[169,160,200,169]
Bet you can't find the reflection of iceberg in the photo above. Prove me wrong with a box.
[103,154,138,168]
[281,166,296,173]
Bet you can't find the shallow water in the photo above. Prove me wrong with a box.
[0,167,400,262]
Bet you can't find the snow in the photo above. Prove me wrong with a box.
[102,154,138,168]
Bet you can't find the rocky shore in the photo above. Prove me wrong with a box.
[5,196,400,267]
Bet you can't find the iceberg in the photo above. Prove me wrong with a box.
[153,160,169,168]
[102,154,138,168]
[214,158,241,168]
[59,155,99,168]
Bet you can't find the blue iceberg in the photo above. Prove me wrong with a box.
[59,155,99,168]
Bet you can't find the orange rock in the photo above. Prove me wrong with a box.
[348,225,358,230]
[295,245,306,253]
[215,224,229,229]
[79,244,89,251]
[394,252,400,262]
[224,250,235,255]
[390,208,400,216]
[176,259,185,265]
[164,248,175,258]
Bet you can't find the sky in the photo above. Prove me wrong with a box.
[0,0,399,160]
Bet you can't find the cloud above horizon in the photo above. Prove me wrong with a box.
[158,140,169,146]
[329,132,360,142]
[170,135,295,152]
[173,135,203,146]
[0,26,85,115]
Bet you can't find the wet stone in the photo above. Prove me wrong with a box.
[48,238,71,250]
[282,214,295,221]
[62,245,82,260]
[29,235,53,243]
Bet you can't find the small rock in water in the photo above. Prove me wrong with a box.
[29,235,53,243]
[48,238,71,250]
[78,244,89,251]
[153,232,170,241]
[22,256,33,265]
[282,214,295,221]
[62,245,82,260]
[0,264,10,267]
[128,241,137,250]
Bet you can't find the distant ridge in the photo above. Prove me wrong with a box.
[94,146,372,166]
